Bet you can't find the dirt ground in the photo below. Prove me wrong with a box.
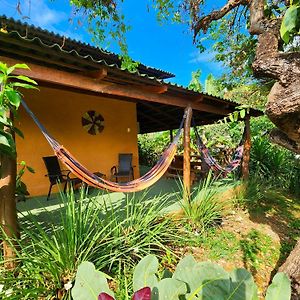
[173,190,300,299]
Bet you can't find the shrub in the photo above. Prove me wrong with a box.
[71,254,291,300]
[138,132,170,167]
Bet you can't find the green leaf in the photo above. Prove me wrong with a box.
[174,257,230,300]
[173,255,197,281]
[19,160,26,166]
[71,261,114,300]
[229,269,258,300]
[152,278,187,300]
[0,131,16,157]
[233,111,239,121]
[11,82,38,89]
[13,126,24,138]
[0,62,8,74]
[5,90,21,108]
[265,273,291,300]
[0,133,11,147]
[26,166,35,173]
[280,5,300,43]
[10,75,37,85]
[240,109,246,119]
[7,63,30,75]
[0,115,10,126]
[133,254,159,292]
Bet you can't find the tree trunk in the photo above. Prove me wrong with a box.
[0,110,18,270]
[279,240,300,300]
[252,21,300,153]
[241,114,251,179]
[0,152,18,269]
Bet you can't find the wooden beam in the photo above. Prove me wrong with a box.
[138,111,167,128]
[1,56,232,115]
[141,102,176,123]
[170,129,174,142]
[81,68,107,80]
[242,114,251,180]
[183,105,193,201]
[0,45,85,72]
[194,95,204,103]
[133,84,168,94]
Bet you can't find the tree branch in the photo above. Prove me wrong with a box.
[269,128,300,154]
[193,0,248,38]
[249,0,265,34]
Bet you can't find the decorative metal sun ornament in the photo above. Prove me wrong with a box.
[81,110,104,135]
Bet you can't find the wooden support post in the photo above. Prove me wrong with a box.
[183,105,193,201]
[169,129,173,142]
[242,114,251,180]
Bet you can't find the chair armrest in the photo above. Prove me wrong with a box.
[61,169,71,176]
[45,174,68,180]
[111,166,117,175]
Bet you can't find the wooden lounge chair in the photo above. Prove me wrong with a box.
[110,153,134,182]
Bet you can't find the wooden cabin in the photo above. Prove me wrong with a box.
[0,16,261,196]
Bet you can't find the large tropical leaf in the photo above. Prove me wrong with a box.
[280,5,300,43]
[265,273,291,300]
[132,287,151,300]
[152,278,187,300]
[174,257,230,300]
[229,269,258,300]
[133,255,159,292]
[72,261,114,300]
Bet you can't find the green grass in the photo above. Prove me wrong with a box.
[1,189,182,299]
[2,173,300,299]
[240,229,278,273]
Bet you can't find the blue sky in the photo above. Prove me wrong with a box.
[1,0,224,86]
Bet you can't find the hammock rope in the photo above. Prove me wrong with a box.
[193,121,246,175]
[21,100,187,193]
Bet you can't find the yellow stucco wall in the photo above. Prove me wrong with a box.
[16,86,139,196]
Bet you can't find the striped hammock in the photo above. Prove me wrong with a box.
[21,100,187,193]
[194,125,245,175]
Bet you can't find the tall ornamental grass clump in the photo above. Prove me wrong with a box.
[0,189,180,299]
[100,192,179,268]
[179,173,234,232]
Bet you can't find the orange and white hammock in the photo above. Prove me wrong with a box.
[22,100,187,193]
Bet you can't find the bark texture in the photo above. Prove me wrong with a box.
[192,0,300,294]
[193,0,300,152]
[241,114,251,179]
[279,240,300,300]
[252,21,300,153]
[0,153,18,269]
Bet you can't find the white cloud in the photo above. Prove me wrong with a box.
[0,0,66,31]
[0,0,87,41]
[189,50,216,64]
[189,50,225,75]
[23,0,66,29]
